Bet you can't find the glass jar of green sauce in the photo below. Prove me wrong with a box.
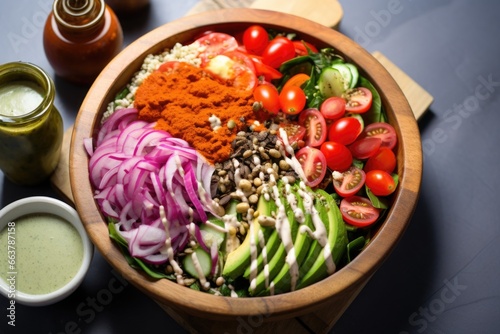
[0,62,63,186]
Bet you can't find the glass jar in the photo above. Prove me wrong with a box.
[0,62,63,186]
[43,0,123,85]
[105,0,150,14]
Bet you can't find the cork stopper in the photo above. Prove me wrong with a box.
[53,0,105,31]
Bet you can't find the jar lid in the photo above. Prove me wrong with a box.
[53,0,105,31]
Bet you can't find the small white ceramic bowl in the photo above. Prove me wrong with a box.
[0,196,93,306]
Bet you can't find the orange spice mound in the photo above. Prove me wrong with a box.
[134,62,257,164]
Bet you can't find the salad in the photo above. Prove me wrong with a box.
[86,25,399,297]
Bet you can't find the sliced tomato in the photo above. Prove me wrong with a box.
[344,87,372,114]
[365,170,396,196]
[295,147,327,188]
[261,37,296,69]
[249,55,283,81]
[360,122,397,150]
[340,196,380,227]
[292,40,319,56]
[298,108,327,147]
[348,137,382,160]
[279,86,306,115]
[204,53,257,91]
[242,25,269,56]
[195,32,239,65]
[253,83,280,114]
[320,96,346,120]
[224,50,256,73]
[333,166,366,197]
[277,123,306,147]
[328,116,363,146]
[157,61,182,73]
[320,141,353,172]
[364,147,397,174]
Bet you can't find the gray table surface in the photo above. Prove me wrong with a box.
[1,0,500,333]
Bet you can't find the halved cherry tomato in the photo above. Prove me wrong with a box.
[360,122,397,150]
[340,196,380,227]
[204,53,257,91]
[283,73,310,91]
[277,123,306,148]
[320,141,353,172]
[333,166,366,197]
[195,32,238,65]
[295,147,327,188]
[261,37,295,69]
[320,96,346,120]
[298,108,327,147]
[292,40,319,56]
[242,25,269,55]
[328,117,363,146]
[253,84,280,114]
[364,147,397,174]
[279,86,306,115]
[365,170,396,196]
[344,87,372,114]
[348,137,382,160]
[249,55,283,81]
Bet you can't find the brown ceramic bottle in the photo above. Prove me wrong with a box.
[43,0,123,85]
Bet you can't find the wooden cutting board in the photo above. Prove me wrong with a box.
[50,0,433,205]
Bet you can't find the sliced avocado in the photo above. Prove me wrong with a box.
[261,183,315,295]
[243,228,280,279]
[249,181,298,296]
[296,189,347,289]
[222,195,273,280]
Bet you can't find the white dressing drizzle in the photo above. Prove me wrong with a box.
[158,206,184,284]
[190,251,210,290]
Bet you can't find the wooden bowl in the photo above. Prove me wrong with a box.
[70,8,422,333]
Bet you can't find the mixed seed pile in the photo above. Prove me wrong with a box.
[213,126,299,220]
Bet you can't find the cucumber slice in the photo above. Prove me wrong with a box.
[200,217,226,250]
[183,247,212,279]
[345,112,365,130]
[318,67,348,98]
[345,63,359,89]
[331,63,352,91]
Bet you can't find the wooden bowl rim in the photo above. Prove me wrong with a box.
[70,8,422,319]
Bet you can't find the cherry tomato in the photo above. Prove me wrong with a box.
[195,32,238,65]
[320,141,353,172]
[277,123,306,147]
[364,147,397,174]
[348,137,382,160]
[204,53,257,91]
[292,40,319,56]
[279,86,306,115]
[249,55,283,81]
[295,147,327,188]
[360,122,397,150]
[365,170,396,196]
[261,37,295,69]
[283,73,310,91]
[328,117,363,145]
[340,196,380,227]
[344,87,372,114]
[298,108,327,147]
[242,25,269,55]
[320,96,346,120]
[253,84,280,114]
[333,166,366,197]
